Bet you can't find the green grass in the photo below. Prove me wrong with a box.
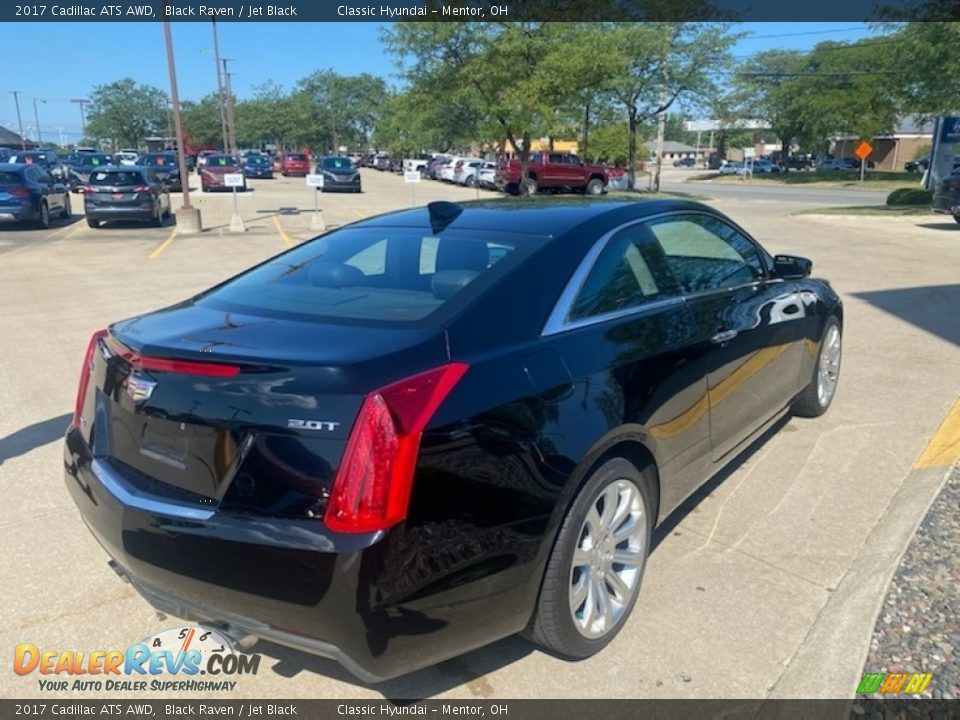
[689,170,923,192]
[794,205,934,217]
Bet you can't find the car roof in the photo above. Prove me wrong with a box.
[356,198,717,237]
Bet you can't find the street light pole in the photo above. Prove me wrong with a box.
[211,20,229,153]
[222,60,238,155]
[10,91,26,149]
[162,13,202,233]
[32,97,45,147]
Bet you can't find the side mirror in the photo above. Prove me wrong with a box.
[773,254,812,279]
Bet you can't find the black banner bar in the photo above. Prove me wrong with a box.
[2,0,960,23]
[2,700,960,720]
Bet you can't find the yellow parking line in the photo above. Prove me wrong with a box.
[915,398,960,469]
[352,209,365,218]
[272,214,293,247]
[149,227,178,259]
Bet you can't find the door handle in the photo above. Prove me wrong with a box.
[710,329,738,344]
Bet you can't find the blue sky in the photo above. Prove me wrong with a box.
[2,22,877,144]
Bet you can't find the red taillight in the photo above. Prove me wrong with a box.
[324,362,469,534]
[82,186,97,194]
[133,185,151,194]
[72,329,108,429]
[105,336,241,378]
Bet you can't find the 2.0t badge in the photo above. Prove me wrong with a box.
[287,419,340,431]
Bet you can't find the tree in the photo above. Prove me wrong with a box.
[593,23,738,187]
[297,71,387,153]
[383,22,554,187]
[180,94,224,149]
[882,22,960,117]
[85,78,167,148]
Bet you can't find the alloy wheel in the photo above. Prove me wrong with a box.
[569,478,647,639]
[817,324,841,407]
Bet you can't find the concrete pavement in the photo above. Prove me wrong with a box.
[1,171,958,700]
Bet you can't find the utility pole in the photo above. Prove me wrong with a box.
[57,127,65,147]
[32,97,45,147]
[10,91,26,149]
[162,12,202,233]
[652,89,667,193]
[70,98,88,138]
[222,61,238,154]
[211,20,229,153]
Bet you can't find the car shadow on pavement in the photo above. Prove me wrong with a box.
[0,214,83,232]
[653,413,792,549]
[0,413,71,466]
[915,222,960,231]
[852,284,960,348]
[260,634,533,699]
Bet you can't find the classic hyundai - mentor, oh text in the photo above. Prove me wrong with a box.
[65,198,842,682]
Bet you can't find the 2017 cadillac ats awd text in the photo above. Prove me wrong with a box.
[64,199,842,681]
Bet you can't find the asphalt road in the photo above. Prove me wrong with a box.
[1,170,958,701]
[659,170,891,207]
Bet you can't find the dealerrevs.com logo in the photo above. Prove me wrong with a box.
[14,626,261,692]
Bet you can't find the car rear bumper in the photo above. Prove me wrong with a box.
[64,428,536,681]
[84,205,156,221]
[0,208,36,222]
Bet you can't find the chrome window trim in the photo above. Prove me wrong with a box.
[92,458,216,521]
[541,209,774,337]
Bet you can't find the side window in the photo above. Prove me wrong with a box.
[345,239,387,276]
[647,215,764,294]
[548,153,564,164]
[419,236,439,275]
[569,225,665,322]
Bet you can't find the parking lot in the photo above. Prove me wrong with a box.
[2,169,959,699]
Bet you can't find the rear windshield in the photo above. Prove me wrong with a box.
[246,156,269,165]
[0,171,25,183]
[144,154,176,166]
[207,155,239,166]
[199,226,544,325]
[89,171,145,186]
[286,154,307,161]
[322,157,353,169]
[78,155,111,166]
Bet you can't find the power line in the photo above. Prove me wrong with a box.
[745,25,870,40]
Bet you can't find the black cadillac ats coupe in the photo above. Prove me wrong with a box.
[65,198,842,682]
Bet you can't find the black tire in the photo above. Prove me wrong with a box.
[793,316,842,418]
[585,178,605,195]
[521,177,538,196]
[953,214,960,225]
[86,218,100,228]
[36,201,50,229]
[60,194,71,219]
[526,456,656,659]
[466,175,476,188]
[163,195,171,218]
[151,205,163,227]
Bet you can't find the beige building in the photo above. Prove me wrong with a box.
[831,117,934,171]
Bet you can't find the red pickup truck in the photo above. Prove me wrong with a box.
[497,152,609,195]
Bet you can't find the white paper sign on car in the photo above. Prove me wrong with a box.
[404,171,421,183]
[223,173,245,187]
[306,174,325,188]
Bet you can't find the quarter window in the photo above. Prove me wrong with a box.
[647,215,764,293]
[569,225,666,321]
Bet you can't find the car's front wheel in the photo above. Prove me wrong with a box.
[794,316,842,417]
[585,178,605,195]
[527,456,654,658]
[953,214,960,226]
